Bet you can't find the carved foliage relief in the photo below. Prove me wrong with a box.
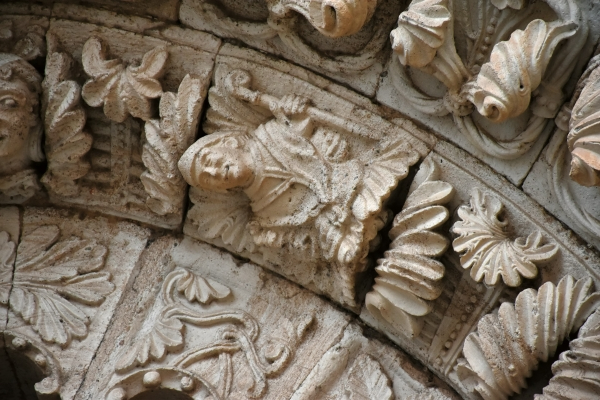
[32,21,217,228]
[179,0,396,79]
[452,188,558,287]
[456,275,600,400]
[2,224,112,346]
[389,0,587,159]
[106,239,319,400]
[366,158,454,337]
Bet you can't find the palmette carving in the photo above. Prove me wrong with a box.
[366,159,454,337]
[452,188,558,286]
[344,354,393,400]
[81,36,167,123]
[537,308,600,400]
[6,225,114,346]
[114,266,313,400]
[140,74,204,215]
[115,267,231,371]
[389,0,588,159]
[456,275,600,400]
[42,43,93,196]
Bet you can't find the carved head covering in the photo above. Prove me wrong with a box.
[0,53,44,163]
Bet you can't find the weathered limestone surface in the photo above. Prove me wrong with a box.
[2,1,600,399]
[3,207,149,399]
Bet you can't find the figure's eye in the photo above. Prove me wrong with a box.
[0,96,18,109]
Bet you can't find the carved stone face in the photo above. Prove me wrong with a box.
[0,77,34,158]
[195,146,255,191]
[0,54,42,174]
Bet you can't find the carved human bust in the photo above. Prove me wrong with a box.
[0,53,43,203]
[179,93,364,263]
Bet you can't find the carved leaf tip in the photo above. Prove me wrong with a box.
[345,354,394,400]
[0,231,16,304]
[140,74,203,216]
[175,268,231,304]
[568,61,600,187]
[81,36,168,123]
[452,188,558,287]
[391,0,451,68]
[468,19,577,123]
[42,50,93,194]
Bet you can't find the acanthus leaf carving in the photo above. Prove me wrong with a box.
[452,188,558,287]
[8,225,113,346]
[389,0,587,159]
[140,74,204,216]
[390,0,451,69]
[81,36,167,123]
[366,158,454,337]
[456,275,600,400]
[344,353,394,400]
[467,19,577,123]
[0,231,16,305]
[42,41,93,196]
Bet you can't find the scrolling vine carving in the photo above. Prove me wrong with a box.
[113,266,313,400]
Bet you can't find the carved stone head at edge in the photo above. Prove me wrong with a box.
[0,52,43,203]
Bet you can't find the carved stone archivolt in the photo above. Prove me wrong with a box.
[33,20,218,228]
[457,275,600,400]
[179,0,400,94]
[2,2,600,399]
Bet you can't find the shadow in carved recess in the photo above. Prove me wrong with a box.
[129,389,193,400]
[0,348,47,400]
[510,340,570,400]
